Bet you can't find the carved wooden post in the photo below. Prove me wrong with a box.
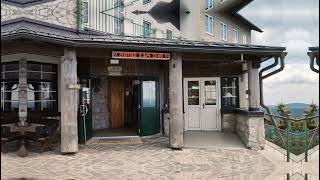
[169,53,184,149]
[60,48,79,153]
[18,59,28,126]
[247,60,260,111]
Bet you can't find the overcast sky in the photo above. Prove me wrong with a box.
[240,0,319,105]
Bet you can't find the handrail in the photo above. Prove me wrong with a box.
[265,113,319,162]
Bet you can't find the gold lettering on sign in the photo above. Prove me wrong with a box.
[112,51,171,60]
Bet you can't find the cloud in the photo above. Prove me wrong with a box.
[239,0,319,105]
[262,64,319,105]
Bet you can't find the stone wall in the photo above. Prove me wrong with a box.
[222,113,236,132]
[92,77,108,130]
[235,113,265,150]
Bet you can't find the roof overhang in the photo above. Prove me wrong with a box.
[207,0,263,33]
[1,19,284,57]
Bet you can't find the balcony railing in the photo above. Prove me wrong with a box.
[77,0,180,39]
[264,113,319,162]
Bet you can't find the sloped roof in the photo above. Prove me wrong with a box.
[1,19,285,56]
[208,0,262,32]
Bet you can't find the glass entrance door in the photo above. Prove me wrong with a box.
[138,78,160,136]
[184,77,221,131]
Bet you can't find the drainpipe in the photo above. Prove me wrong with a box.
[77,0,83,32]
[308,52,319,73]
[259,53,287,146]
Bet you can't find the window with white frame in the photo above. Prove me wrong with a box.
[205,14,214,35]
[166,29,173,39]
[143,21,152,37]
[243,35,247,44]
[205,0,213,11]
[232,29,238,43]
[220,22,228,41]
[143,0,151,5]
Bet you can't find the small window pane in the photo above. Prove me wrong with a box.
[221,77,239,108]
[142,81,156,108]
[205,80,217,105]
[188,81,199,105]
[27,63,41,71]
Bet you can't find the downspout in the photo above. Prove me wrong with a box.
[259,53,287,145]
[308,52,319,73]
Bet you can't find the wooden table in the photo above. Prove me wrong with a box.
[1,112,61,157]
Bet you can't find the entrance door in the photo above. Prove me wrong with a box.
[184,78,220,131]
[138,78,160,136]
[78,78,93,144]
[108,79,124,128]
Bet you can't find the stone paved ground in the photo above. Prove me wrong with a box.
[1,135,277,180]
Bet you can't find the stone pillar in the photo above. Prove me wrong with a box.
[60,48,79,153]
[236,112,265,150]
[169,53,184,149]
[247,60,260,111]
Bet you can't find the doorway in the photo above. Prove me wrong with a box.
[94,77,160,137]
[184,77,221,131]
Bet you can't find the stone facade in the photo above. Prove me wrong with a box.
[235,113,265,150]
[92,77,108,130]
[1,0,77,29]
[222,113,236,132]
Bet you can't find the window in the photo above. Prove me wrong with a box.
[188,81,200,105]
[221,77,239,108]
[232,29,238,43]
[26,62,58,112]
[114,0,124,35]
[205,0,213,10]
[1,62,19,112]
[243,35,247,44]
[205,14,213,35]
[1,61,58,113]
[220,22,228,41]
[143,0,151,5]
[166,29,173,39]
[143,21,151,38]
[142,81,156,108]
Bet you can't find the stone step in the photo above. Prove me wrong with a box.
[86,136,143,145]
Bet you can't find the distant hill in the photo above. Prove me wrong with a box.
[266,103,319,118]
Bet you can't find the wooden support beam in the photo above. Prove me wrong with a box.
[60,48,79,154]
[248,60,260,111]
[18,59,27,126]
[169,53,184,149]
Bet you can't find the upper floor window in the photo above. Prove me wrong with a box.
[205,0,213,11]
[220,22,228,41]
[143,0,151,5]
[205,14,214,35]
[166,29,173,39]
[243,35,247,44]
[232,29,238,43]
[143,21,152,38]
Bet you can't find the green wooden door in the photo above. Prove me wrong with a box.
[139,78,160,136]
[78,78,93,144]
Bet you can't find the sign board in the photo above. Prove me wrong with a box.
[108,66,122,76]
[112,51,170,60]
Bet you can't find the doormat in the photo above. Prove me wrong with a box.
[86,136,143,145]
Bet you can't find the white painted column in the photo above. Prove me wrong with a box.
[247,60,261,111]
[169,53,184,149]
[60,48,79,153]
